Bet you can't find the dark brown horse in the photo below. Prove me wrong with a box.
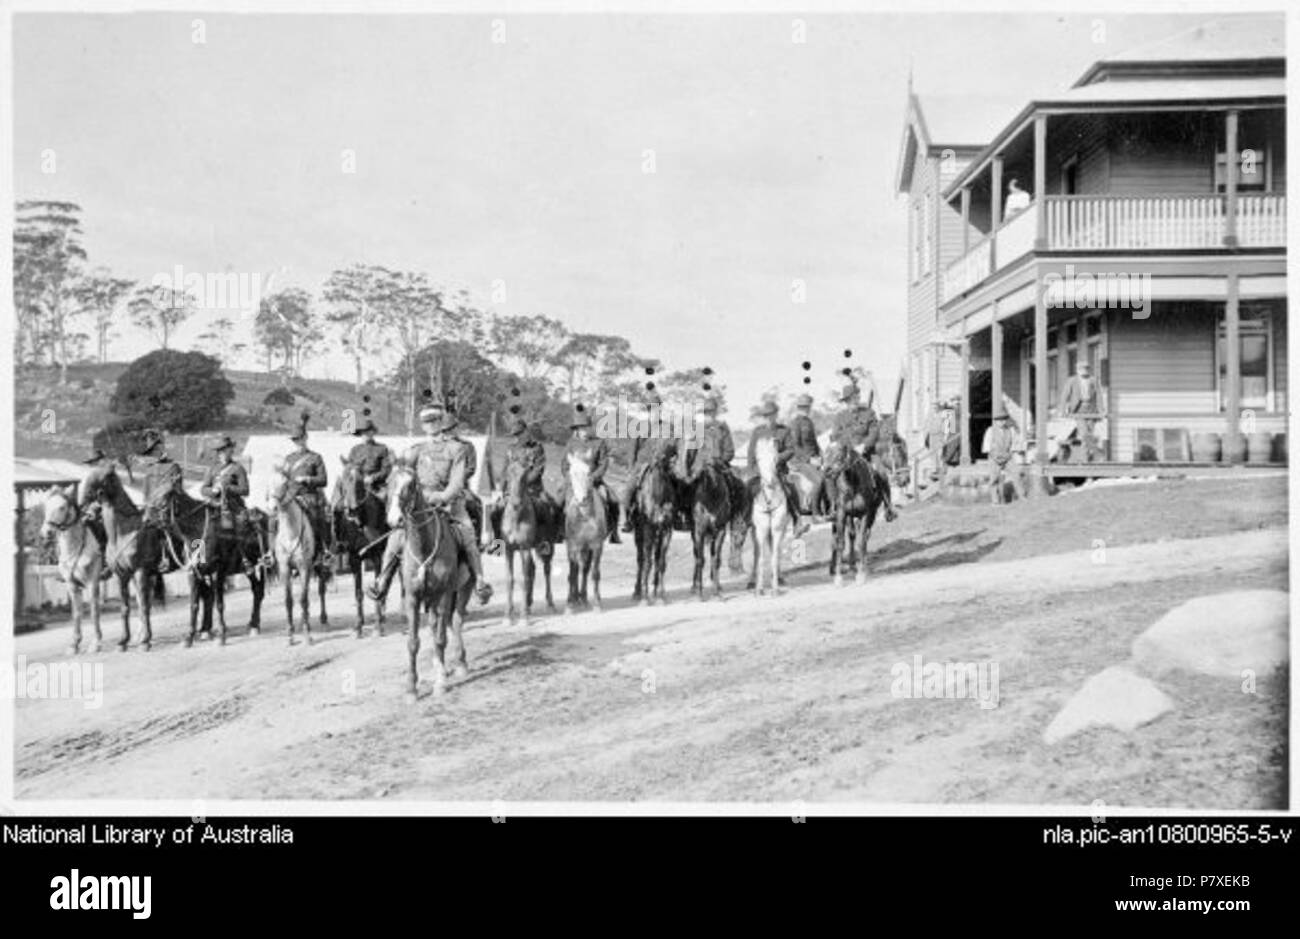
[686,461,733,600]
[490,459,560,627]
[563,450,606,613]
[77,465,160,651]
[386,465,474,699]
[822,441,886,585]
[186,498,269,647]
[632,453,676,605]
[332,456,392,637]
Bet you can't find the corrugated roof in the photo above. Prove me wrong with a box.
[1090,15,1283,69]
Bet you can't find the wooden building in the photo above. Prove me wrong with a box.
[897,17,1286,474]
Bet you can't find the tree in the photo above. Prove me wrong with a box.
[366,268,458,433]
[72,267,135,363]
[255,288,321,378]
[656,367,727,413]
[128,282,197,350]
[109,350,235,432]
[322,264,385,393]
[13,200,88,382]
[553,332,658,405]
[401,340,506,432]
[195,315,241,363]
[489,314,569,386]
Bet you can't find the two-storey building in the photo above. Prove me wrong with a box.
[899,17,1286,474]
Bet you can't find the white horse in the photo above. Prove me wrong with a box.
[750,437,790,597]
[267,465,330,645]
[40,485,104,654]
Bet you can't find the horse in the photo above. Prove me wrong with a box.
[687,461,732,600]
[186,496,269,647]
[726,469,752,575]
[632,453,676,605]
[750,437,791,596]
[563,452,606,613]
[75,465,160,651]
[332,456,392,637]
[267,466,331,645]
[822,441,885,586]
[385,464,473,699]
[492,459,559,627]
[40,486,106,655]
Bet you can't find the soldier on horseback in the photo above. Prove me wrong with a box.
[790,394,821,463]
[200,436,249,531]
[561,409,620,543]
[266,421,335,567]
[346,418,393,506]
[683,394,735,480]
[494,415,560,534]
[368,404,493,605]
[139,428,188,573]
[829,382,898,522]
[618,391,679,534]
[78,446,114,579]
[746,400,807,536]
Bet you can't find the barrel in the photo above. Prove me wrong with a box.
[1246,432,1273,465]
[1189,432,1221,463]
[1221,434,1248,464]
[1273,433,1288,464]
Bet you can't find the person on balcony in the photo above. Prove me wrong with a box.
[1004,178,1031,220]
[1061,360,1102,462]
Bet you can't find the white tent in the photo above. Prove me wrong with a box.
[241,431,490,511]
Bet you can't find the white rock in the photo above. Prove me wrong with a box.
[1132,590,1289,679]
[1043,665,1175,745]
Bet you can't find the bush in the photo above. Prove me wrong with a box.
[263,387,295,406]
[110,350,235,432]
[94,416,153,465]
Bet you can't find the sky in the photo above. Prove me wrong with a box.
[13,11,1224,412]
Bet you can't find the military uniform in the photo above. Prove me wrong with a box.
[829,389,897,521]
[346,438,394,494]
[561,412,621,543]
[138,431,187,572]
[684,417,735,480]
[789,412,821,463]
[746,410,803,531]
[200,458,250,530]
[370,409,492,605]
[270,438,333,560]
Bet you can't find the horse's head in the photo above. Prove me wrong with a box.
[754,436,779,486]
[386,463,418,529]
[503,459,528,507]
[335,456,363,511]
[568,452,593,505]
[40,485,80,538]
[267,462,291,506]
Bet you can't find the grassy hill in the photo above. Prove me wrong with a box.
[14,362,404,465]
[14,362,642,489]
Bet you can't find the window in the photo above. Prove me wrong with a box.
[1217,306,1274,411]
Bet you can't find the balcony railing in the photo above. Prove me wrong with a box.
[942,235,991,300]
[1238,193,1287,247]
[941,192,1286,303]
[1046,194,1226,250]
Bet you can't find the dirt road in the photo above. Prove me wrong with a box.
[13,477,1288,808]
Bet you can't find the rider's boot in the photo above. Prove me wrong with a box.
[456,524,493,605]
[602,487,621,543]
[367,539,400,602]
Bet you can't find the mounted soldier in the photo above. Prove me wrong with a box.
[618,391,679,534]
[746,400,806,535]
[787,393,827,517]
[492,415,559,537]
[267,419,335,566]
[829,382,898,522]
[682,394,735,481]
[346,418,394,503]
[139,428,188,573]
[369,403,493,605]
[561,408,620,543]
[78,446,115,579]
[200,435,250,534]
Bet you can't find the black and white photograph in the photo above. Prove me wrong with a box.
[4,2,1291,836]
